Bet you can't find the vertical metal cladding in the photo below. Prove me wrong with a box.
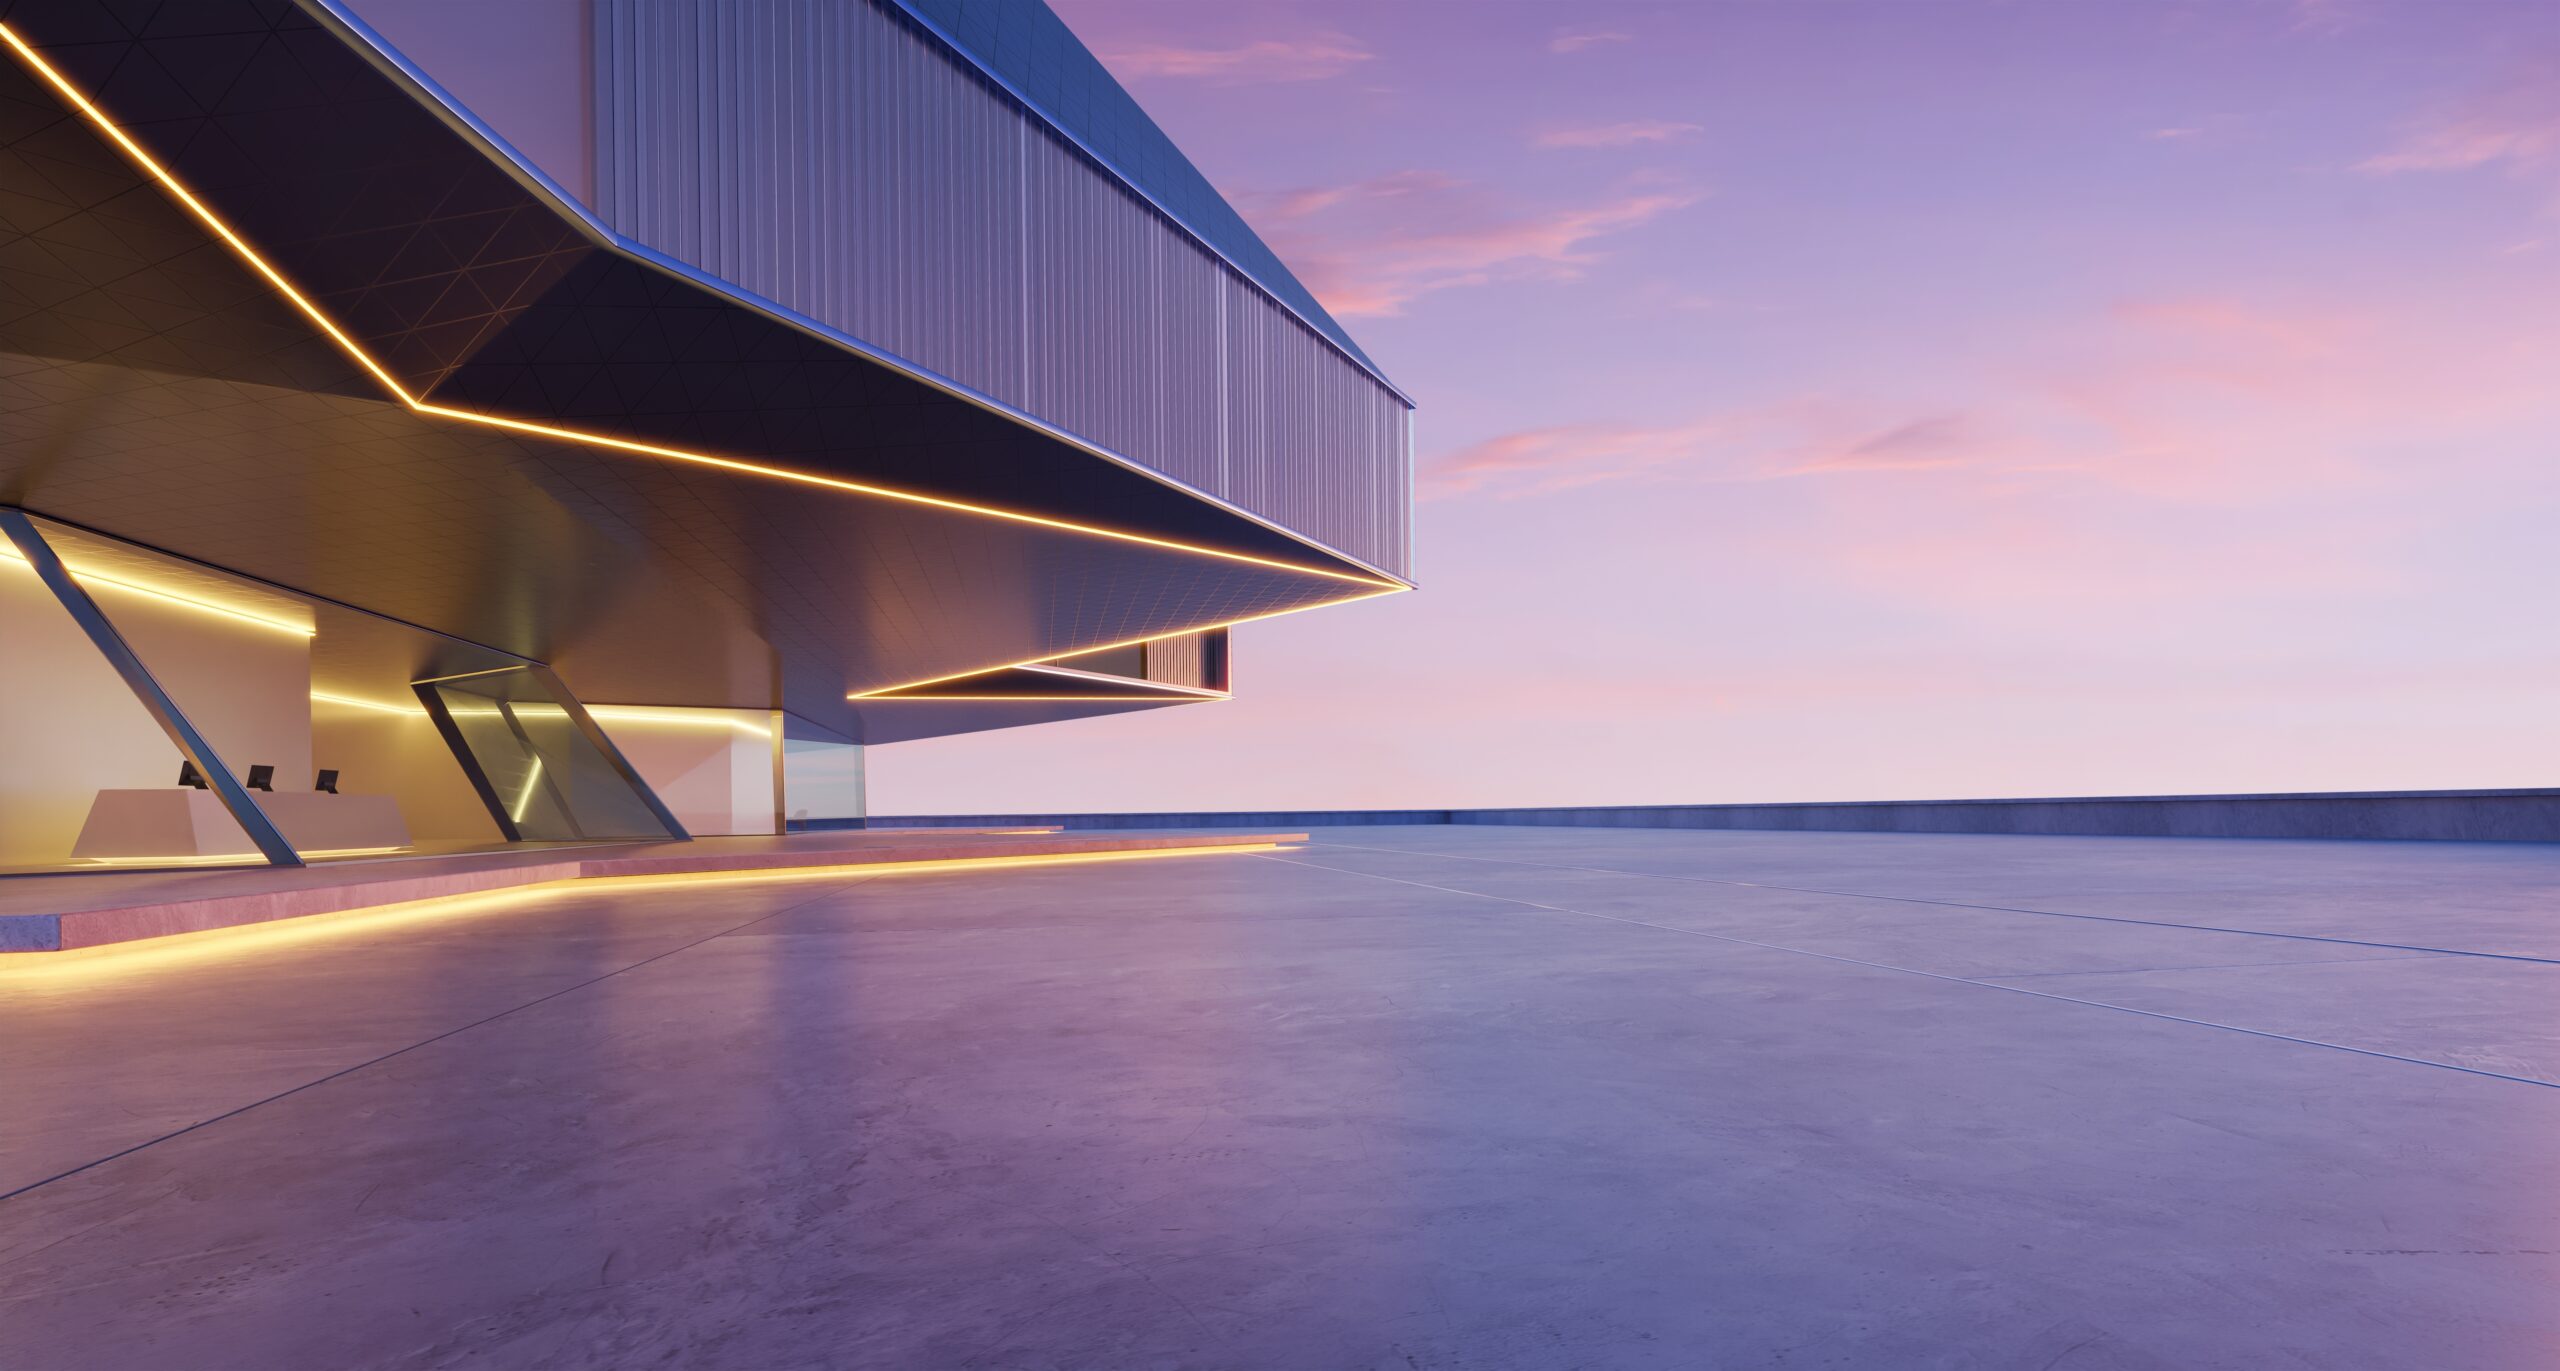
[593,0,1410,578]
[1138,630,1213,691]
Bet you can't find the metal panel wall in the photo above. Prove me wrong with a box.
[592,0,1410,577]
[1138,629,1219,691]
[895,0,1385,377]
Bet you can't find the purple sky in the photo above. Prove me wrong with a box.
[872,0,2560,813]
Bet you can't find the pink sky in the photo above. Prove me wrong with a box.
[871,0,2560,813]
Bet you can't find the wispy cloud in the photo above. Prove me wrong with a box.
[2108,297,2352,358]
[1534,120,1704,150]
[2361,102,2559,174]
[2286,0,2366,35]
[1426,408,2006,497]
[1243,173,1702,317]
[1238,170,1451,224]
[1795,414,1987,474]
[1548,29,1630,54]
[2021,291,2560,503]
[2358,54,2560,210]
[1423,287,2518,503]
[1427,417,1735,496]
[1097,34,1372,84]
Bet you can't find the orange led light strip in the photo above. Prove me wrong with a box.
[846,583,1400,699]
[0,546,314,636]
[861,663,1230,703]
[3,843,1294,970]
[1018,664,1225,697]
[857,694,1225,703]
[0,24,1400,594]
[308,690,418,715]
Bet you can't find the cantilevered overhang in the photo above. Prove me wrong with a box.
[0,1,1402,740]
[836,698,1207,747]
[832,627,1231,744]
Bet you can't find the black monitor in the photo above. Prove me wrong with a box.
[177,760,208,789]
[245,764,275,792]
[315,769,339,794]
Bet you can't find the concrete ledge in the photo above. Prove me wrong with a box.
[0,832,1301,953]
[563,832,1284,879]
[800,810,1457,832]
[814,788,2560,844]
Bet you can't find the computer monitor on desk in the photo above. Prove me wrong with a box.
[245,765,274,792]
[315,769,339,795]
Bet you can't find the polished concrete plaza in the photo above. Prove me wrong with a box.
[4,826,2557,1369]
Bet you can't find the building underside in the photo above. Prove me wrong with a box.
[0,0,1411,873]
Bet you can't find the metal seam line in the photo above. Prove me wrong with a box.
[1298,839,2560,969]
[1252,853,2560,1092]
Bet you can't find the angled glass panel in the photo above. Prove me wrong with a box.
[584,706,777,838]
[781,729,866,829]
[420,669,679,842]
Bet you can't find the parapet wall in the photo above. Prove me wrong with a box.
[802,788,2560,843]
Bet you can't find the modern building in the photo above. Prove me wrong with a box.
[0,0,1411,873]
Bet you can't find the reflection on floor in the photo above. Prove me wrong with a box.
[2,825,2556,1369]
[3,837,623,880]
[0,828,1249,952]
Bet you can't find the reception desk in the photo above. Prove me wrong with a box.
[72,789,412,861]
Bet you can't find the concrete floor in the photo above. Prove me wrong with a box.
[3,825,2556,1369]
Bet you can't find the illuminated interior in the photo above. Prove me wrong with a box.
[0,517,801,874]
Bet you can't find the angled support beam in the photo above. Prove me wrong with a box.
[528,663,692,842]
[412,678,525,844]
[0,507,303,868]
[411,663,691,844]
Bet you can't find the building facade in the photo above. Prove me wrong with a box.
[0,0,1410,872]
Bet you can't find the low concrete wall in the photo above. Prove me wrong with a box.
[795,788,2560,843]
[797,809,1454,833]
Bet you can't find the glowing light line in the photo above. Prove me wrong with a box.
[412,402,1395,588]
[309,690,419,715]
[70,845,413,868]
[577,705,772,738]
[508,755,546,824]
[1,548,313,636]
[1018,664,1227,698]
[2,842,1291,971]
[853,694,1223,703]
[859,662,1229,704]
[0,23,1399,594]
[847,584,1401,698]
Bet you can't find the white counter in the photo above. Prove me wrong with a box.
[72,789,413,860]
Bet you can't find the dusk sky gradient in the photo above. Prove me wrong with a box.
[873,0,2560,813]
